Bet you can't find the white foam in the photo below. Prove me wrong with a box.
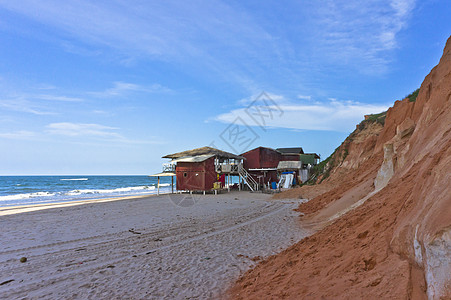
[0,185,170,207]
[65,185,157,197]
[0,192,55,201]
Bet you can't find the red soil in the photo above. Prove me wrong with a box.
[229,36,451,299]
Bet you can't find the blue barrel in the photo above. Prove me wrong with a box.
[271,182,277,189]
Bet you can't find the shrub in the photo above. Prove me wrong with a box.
[406,88,420,102]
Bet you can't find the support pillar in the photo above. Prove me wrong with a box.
[157,176,160,195]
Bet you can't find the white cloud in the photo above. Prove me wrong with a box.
[0,130,36,139]
[46,122,120,137]
[237,92,286,106]
[297,95,312,101]
[45,122,165,145]
[215,97,389,132]
[0,98,56,115]
[37,94,84,102]
[90,81,171,97]
[0,0,417,92]
[311,0,416,74]
[0,91,83,115]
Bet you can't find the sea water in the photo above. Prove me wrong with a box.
[0,176,174,207]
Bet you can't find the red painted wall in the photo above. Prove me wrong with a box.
[260,148,282,168]
[242,148,261,169]
[176,157,217,191]
[241,147,281,169]
[280,154,300,161]
[241,147,282,185]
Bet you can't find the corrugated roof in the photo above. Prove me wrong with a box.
[276,147,304,155]
[163,146,244,160]
[240,146,278,155]
[149,172,176,177]
[170,154,215,163]
[277,161,302,170]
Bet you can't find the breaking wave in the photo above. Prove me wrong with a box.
[0,185,169,207]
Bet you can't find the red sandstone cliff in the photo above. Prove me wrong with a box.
[229,36,451,299]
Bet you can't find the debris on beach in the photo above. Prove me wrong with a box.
[19,257,27,263]
[0,279,15,286]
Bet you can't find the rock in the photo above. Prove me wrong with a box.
[20,257,27,263]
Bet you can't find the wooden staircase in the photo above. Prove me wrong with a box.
[238,164,259,192]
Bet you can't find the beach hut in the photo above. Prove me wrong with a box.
[162,146,246,192]
[240,147,281,187]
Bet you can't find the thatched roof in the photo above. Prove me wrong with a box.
[162,146,244,160]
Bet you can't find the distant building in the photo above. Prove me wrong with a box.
[242,146,319,188]
[276,147,304,161]
[162,146,257,192]
[161,145,319,192]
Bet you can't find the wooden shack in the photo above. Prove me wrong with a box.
[162,146,244,192]
[240,147,280,185]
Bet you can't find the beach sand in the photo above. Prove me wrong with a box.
[0,191,311,299]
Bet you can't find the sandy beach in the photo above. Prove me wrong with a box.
[0,191,311,299]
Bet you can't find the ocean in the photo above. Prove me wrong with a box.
[0,175,174,208]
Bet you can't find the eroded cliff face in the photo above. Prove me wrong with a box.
[388,35,451,298]
[230,36,451,299]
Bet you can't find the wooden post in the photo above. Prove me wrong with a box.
[171,176,174,193]
[157,176,160,195]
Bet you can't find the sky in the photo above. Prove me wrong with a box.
[0,0,450,175]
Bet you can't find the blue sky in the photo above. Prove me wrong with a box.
[0,0,449,175]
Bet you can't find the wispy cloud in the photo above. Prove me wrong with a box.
[0,1,278,90]
[0,91,83,115]
[309,0,416,73]
[215,94,390,132]
[0,130,36,139]
[0,98,56,115]
[46,122,120,137]
[0,0,417,93]
[37,94,84,102]
[90,81,171,97]
[297,95,312,101]
[46,122,165,144]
